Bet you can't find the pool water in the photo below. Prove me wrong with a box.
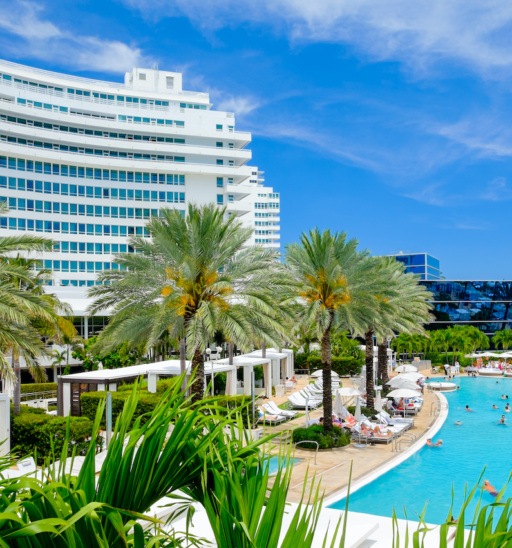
[268,456,301,475]
[329,376,512,524]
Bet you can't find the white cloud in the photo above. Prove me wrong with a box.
[217,95,260,116]
[0,1,148,73]
[121,0,512,78]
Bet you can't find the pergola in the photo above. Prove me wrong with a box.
[57,359,238,416]
[243,350,291,387]
[214,356,273,398]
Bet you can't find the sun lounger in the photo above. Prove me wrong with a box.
[288,393,321,409]
[257,408,287,425]
[352,422,396,445]
[264,401,298,418]
[377,410,414,430]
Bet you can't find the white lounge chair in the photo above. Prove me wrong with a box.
[258,407,286,425]
[288,393,321,409]
[264,401,298,418]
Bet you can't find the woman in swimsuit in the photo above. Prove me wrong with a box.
[483,480,498,497]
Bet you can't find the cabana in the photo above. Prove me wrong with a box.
[215,356,273,398]
[58,359,238,417]
[244,350,290,387]
[267,348,294,378]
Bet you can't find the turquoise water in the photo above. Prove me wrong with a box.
[268,456,301,475]
[329,376,512,524]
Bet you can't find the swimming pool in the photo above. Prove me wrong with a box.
[329,376,512,524]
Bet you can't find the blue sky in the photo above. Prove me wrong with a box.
[1,0,511,279]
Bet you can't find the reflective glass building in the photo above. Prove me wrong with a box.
[389,252,442,280]
[421,280,512,335]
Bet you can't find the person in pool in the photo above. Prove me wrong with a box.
[499,415,507,425]
[455,421,463,426]
[426,439,442,447]
[465,405,474,412]
[493,404,499,409]
[506,404,511,413]
[484,480,499,497]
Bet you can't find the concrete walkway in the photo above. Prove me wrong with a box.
[260,375,440,504]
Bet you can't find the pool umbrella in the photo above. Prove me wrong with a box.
[375,387,383,412]
[387,388,421,418]
[399,372,425,380]
[335,387,361,413]
[387,377,420,391]
[354,397,362,422]
[311,370,340,378]
[394,364,418,373]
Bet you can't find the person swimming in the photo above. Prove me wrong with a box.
[426,438,442,447]
[506,404,511,413]
[502,395,507,400]
[492,405,499,409]
[455,421,462,426]
[483,480,499,497]
[499,415,507,425]
[465,405,474,412]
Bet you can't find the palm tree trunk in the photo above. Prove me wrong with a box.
[190,347,205,403]
[378,339,388,385]
[13,356,21,415]
[321,313,334,432]
[179,338,187,391]
[365,330,375,410]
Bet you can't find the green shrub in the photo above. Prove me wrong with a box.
[80,390,161,428]
[205,395,254,426]
[347,405,375,416]
[424,352,472,367]
[291,424,351,449]
[11,411,101,464]
[294,354,309,369]
[306,356,362,376]
[20,383,57,394]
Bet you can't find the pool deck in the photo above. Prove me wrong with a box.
[263,374,443,504]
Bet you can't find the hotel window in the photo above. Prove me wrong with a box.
[216,159,224,165]
[216,124,223,131]
[216,142,223,148]
[166,76,174,89]
[217,177,223,188]
[139,73,146,81]
[217,195,224,205]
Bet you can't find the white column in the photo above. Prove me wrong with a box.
[226,370,237,396]
[147,373,158,393]
[243,365,254,396]
[63,383,71,417]
[0,394,10,456]
[271,359,280,387]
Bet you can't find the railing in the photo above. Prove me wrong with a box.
[392,432,417,452]
[0,59,209,96]
[430,400,448,416]
[0,117,251,154]
[294,440,319,465]
[0,139,248,169]
[20,390,57,402]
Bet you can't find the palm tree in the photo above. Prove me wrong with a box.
[493,329,512,350]
[430,329,450,362]
[286,229,381,431]
[356,258,432,407]
[88,204,291,403]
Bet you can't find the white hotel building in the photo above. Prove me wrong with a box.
[0,60,280,338]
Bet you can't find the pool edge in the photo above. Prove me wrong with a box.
[324,391,449,507]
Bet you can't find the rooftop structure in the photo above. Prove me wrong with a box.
[388,252,442,280]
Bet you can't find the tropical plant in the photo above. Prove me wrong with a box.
[88,204,291,403]
[493,329,512,350]
[286,228,382,430]
[72,336,142,371]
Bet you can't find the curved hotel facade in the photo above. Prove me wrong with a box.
[0,60,280,333]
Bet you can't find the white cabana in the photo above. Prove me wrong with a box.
[215,356,272,398]
[267,348,294,378]
[244,350,289,387]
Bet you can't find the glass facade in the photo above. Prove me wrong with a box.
[390,253,442,280]
[421,280,512,335]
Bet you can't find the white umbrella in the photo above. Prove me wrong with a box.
[354,397,362,422]
[399,372,425,380]
[333,391,349,418]
[386,378,419,391]
[375,387,383,412]
[394,364,418,373]
[337,387,362,397]
[311,370,340,378]
[387,388,421,418]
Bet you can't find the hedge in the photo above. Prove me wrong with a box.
[81,391,161,429]
[347,405,375,417]
[306,356,362,376]
[20,383,57,394]
[424,352,472,367]
[12,405,101,464]
[292,424,351,449]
